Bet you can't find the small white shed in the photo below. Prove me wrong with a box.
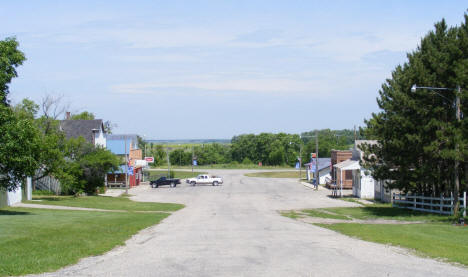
[353,170,375,199]
[0,177,32,208]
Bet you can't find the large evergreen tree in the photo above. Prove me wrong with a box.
[363,15,468,214]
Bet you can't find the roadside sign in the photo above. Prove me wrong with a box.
[193,160,197,166]
[128,166,134,176]
[295,162,300,169]
[145,157,154,163]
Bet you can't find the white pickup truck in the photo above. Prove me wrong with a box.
[186,174,223,186]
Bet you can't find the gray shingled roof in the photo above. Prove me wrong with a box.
[59,120,104,144]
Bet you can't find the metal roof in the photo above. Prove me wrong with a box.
[304,157,331,171]
[333,159,360,170]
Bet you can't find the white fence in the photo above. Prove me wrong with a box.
[33,175,61,195]
[393,192,467,216]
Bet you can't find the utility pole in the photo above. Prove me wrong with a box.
[411,84,464,215]
[454,85,461,215]
[125,138,128,194]
[315,130,319,189]
[166,148,171,177]
[299,144,302,179]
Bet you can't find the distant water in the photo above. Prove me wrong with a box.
[146,139,231,144]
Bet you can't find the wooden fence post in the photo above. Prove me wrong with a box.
[413,195,416,209]
[463,191,466,217]
[440,194,443,214]
[451,192,454,215]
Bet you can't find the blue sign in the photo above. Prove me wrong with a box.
[193,160,197,166]
[295,162,300,169]
[128,166,134,176]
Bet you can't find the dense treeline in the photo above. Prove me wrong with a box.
[362,15,468,213]
[144,129,363,167]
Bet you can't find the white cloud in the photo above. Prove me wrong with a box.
[114,54,201,63]
[51,27,234,48]
[110,78,332,95]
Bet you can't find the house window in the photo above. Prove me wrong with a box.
[345,170,353,180]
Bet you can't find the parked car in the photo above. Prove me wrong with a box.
[186,174,223,186]
[150,177,181,188]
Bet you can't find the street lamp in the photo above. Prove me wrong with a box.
[411,84,463,215]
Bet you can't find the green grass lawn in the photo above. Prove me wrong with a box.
[322,204,451,222]
[291,203,451,222]
[301,209,350,220]
[318,223,468,266]
[280,210,303,219]
[28,195,184,212]
[148,170,206,179]
[245,171,306,178]
[0,207,173,276]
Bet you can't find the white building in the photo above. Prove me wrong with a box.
[350,140,378,199]
[0,178,32,207]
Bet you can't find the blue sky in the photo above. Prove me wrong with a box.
[2,1,467,139]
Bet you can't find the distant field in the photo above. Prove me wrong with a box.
[245,171,306,178]
[148,170,206,179]
[146,139,231,145]
[155,164,295,170]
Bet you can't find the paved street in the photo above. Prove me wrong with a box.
[35,170,468,277]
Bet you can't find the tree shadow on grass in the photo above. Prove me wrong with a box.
[358,206,450,222]
[0,210,31,215]
[32,196,64,202]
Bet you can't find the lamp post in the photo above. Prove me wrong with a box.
[411,84,463,215]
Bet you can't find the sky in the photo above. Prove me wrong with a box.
[1,1,467,139]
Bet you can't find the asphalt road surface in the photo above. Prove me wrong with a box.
[35,170,468,277]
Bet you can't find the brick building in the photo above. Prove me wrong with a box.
[330,150,353,189]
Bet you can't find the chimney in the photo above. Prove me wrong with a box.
[66,112,71,120]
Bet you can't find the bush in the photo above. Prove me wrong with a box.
[242,157,252,165]
[59,138,120,195]
[97,186,106,194]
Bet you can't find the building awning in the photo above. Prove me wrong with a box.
[334,159,360,170]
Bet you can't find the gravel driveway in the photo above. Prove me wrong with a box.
[34,169,468,277]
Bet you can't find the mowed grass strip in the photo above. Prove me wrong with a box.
[301,209,350,220]
[0,208,171,276]
[245,171,306,178]
[148,170,207,179]
[28,195,184,212]
[322,204,451,222]
[317,223,468,266]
